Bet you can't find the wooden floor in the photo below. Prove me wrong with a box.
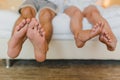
[1,60,120,80]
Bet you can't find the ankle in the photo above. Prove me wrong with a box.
[73,30,83,38]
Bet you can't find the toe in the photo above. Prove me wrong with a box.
[29,20,35,29]
[26,18,31,24]
[16,19,26,31]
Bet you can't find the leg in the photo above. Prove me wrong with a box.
[83,5,117,51]
[27,8,56,62]
[64,6,103,48]
[7,7,36,58]
[6,59,10,68]
[39,8,56,43]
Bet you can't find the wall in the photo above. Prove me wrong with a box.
[103,0,120,8]
[0,0,23,11]
[0,0,120,10]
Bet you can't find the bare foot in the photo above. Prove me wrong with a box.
[99,21,117,51]
[75,22,103,48]
[27,18,48,62]
[8,19,30,58]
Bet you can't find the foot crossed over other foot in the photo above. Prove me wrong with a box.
[27,18,48,62]
[75,21,104,48]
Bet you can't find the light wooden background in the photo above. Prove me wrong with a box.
[103,0,120,7]
[0,0,120,10]
[0,0,23,11]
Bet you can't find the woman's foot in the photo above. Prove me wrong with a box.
[99,21,117,51]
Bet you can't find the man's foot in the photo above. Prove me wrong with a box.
[75,22,103,48]
[99,21,117,51]
[27,18,48,62]
[8,19,30,58]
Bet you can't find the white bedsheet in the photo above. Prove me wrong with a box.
[0,6,120,40]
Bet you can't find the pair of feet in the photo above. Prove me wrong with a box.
[75,21,117,51]
[8,18,48,62]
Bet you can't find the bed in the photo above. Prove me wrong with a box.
[0,1,120,68]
